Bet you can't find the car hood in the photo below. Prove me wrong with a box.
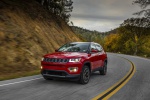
[44,52,88,59]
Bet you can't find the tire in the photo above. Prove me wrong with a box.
[100,61,107,75]
[79,65,90,84]
[43,76,53,80]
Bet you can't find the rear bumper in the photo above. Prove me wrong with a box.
[41,70,80,79]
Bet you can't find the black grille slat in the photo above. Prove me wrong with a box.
[44,58,68,63]
[43,70,68,76]
[60,59,63,62]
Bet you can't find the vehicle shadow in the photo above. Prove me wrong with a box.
[39,71,105,85]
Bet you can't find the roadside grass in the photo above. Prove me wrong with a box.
[0,70,40,81]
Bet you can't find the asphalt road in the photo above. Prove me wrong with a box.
[0,53,150,100]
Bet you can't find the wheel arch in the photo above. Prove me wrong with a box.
[105,59,108,64]
[102,58,108,68]
[83,61,91,73]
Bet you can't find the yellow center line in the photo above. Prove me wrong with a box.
[92,57,136,100]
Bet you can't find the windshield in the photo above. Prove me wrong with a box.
[58,43,90,53]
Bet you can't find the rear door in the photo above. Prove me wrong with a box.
[90,43,99,69]
[95,44,104,67]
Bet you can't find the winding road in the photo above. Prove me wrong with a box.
[0,53,150,100]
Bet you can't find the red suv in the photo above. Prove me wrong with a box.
[41,42,107,84]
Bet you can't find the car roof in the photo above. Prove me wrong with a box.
[70,42,97,44]
[70,42,100,45]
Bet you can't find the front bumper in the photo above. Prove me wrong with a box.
[41,69,80,79]
[41,61,83,74]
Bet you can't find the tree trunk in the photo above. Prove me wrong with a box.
[134,44,138,55]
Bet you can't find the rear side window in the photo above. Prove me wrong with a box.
[96,44,103,52]
[90,43,97,51]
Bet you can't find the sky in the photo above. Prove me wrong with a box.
[70,0,141,32]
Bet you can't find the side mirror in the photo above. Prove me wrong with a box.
[55,49,58,52]
[91,49,98,53]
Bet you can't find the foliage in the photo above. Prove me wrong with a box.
[36,0,73,23]
[133,0,150,18]
[71,26,106,47]
[104,34,120,52]
[121,17,150,28]
[139,35,150,57]
[103,0,150,57]
[121,18,150,55]
[72,23,150,57]
[104,25,150,56]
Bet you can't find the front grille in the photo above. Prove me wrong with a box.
[43,58,69,63]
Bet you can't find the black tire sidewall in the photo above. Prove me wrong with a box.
[100,61,107,75]
[79,65,90,84]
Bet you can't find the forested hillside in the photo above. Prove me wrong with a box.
[71,26,106,46]
[104,18,150,57]
[72,0,150,57]
[104,0,150,57]
[0,0,80,80]
[72,22,150,57]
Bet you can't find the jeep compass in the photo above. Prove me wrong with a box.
[41,42,107,84]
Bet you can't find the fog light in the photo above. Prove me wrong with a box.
[68,67,78,72]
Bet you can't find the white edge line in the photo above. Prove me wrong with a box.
[0,77,43,87]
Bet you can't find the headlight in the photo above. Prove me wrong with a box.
[69,58,81,62]
[41,57,44,61]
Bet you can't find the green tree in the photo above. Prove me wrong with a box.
[119,18,150,55]
[36,0,73,23]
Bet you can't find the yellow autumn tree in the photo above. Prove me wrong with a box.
[104,33,121,52]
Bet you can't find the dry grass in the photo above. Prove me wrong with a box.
[0,0,80,80]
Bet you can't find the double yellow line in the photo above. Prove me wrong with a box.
[92,57,136,100]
